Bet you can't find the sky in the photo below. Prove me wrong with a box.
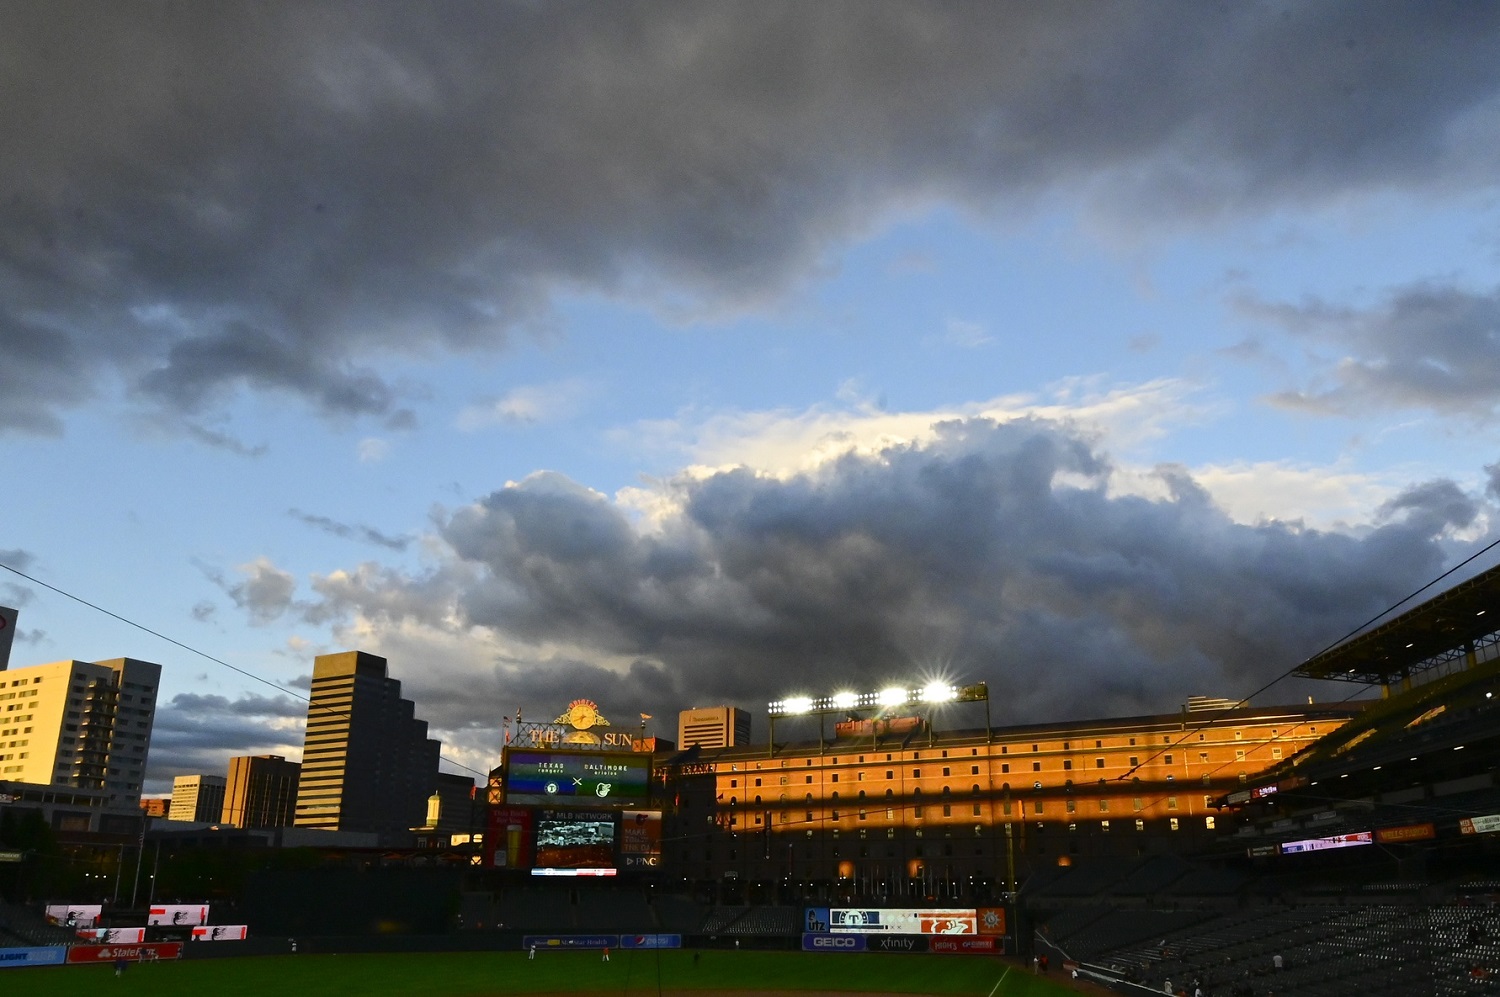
[5,3,1500,793]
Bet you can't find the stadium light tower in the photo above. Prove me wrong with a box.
[766,681,989,755]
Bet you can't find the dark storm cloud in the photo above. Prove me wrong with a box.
[4,2,1499,433]
[146,692,306,788]
[1244,284,1500,417]
[288,508,409,551]
[309,418,1478,726]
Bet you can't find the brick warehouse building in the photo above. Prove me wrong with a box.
[654,699,1362,903]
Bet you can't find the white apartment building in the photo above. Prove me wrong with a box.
[0,656,161,807]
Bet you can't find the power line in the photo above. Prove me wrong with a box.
[1116,533,1500,783]
[0,559,488,779]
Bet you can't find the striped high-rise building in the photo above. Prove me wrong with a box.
[292,651,440,839]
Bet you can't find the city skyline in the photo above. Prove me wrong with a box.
[5,5,1500,792]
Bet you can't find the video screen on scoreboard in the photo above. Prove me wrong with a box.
[532,809,618,876]
[503,749,651,808]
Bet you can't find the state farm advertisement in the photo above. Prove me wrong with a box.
[67,943,183,964]
[148,904,209,926]
[192,925,248,941]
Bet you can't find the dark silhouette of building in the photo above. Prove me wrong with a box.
[222,754,301,828]
[292,651,439,840]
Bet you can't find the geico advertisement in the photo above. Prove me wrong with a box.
[803,932,868,952]
[148,904,210,926]
[815,908,977,935]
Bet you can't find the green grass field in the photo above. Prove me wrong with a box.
[14,949,1083,996]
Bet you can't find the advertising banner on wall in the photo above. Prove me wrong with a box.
[867,935,929,953]
[1375,822,1437,844]
[619,933,681,949]
[522,934,616,950]
[485,805,534,869]
[43,904,101,927]
[192,925,248,941]
[976,908,1007,935]
[148,904,209,926]
[803,932,868,952]
[0,946,66,969]
[930,937,999,954]
[1460,814,1500,835]
[67,943,183,964]
[619,810,662,870]
[76,928,145,943]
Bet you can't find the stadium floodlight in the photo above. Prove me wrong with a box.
[921,681,956,703]
[831,691,859,710]
[782,696,813,715]
[877,686,909,708]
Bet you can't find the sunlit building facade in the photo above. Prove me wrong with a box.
[0,656,160,807]
[660,702,1361,900]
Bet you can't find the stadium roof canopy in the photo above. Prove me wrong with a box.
[1295,561,1500,685]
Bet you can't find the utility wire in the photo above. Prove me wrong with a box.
[1116,533,1500,782]
[0,560,488,779]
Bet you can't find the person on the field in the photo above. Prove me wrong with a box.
[602,945,610,962]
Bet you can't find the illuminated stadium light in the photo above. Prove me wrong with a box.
[921,681,956,703]
[767,680,987,717]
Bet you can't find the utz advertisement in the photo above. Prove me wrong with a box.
[192,925,248,941]
[148,904,210,926]
[44,904,101,927]
[76,928,145,943]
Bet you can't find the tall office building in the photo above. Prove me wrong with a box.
[221,754,300,828]
[678,706,752,749]
[293,651,440,839]
[0,605,18,671]
[168,773,226,822]
[0,655,160,807]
